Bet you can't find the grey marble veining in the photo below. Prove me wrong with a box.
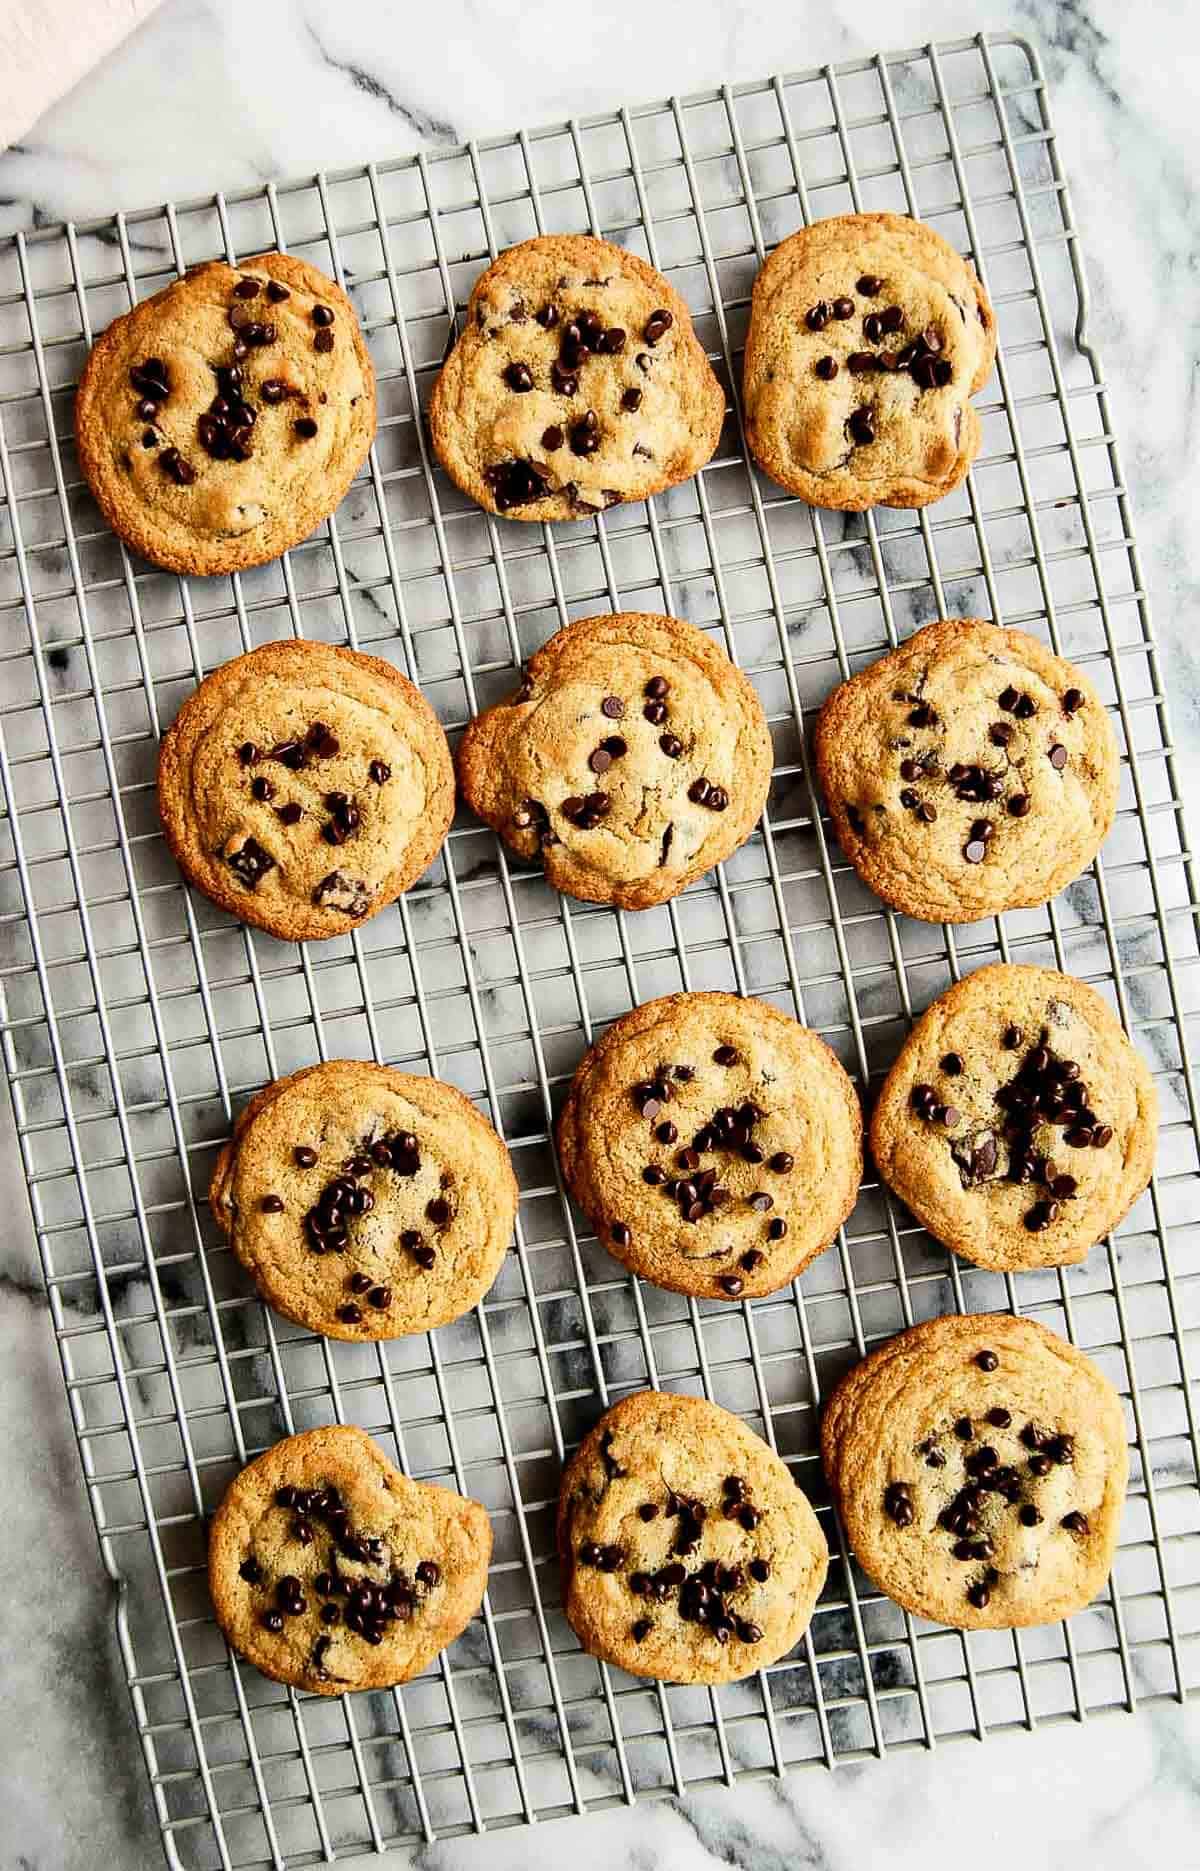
[0,3,1197,1869]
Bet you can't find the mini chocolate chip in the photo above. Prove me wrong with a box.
[336,1303,362,1324]
[768,1151,793,1172]
[1062,688,1084,716]
[739,1248,765,1272]
[570,411,600,456]
[955,1416,973,1440]
[963,837,988,864]
[426,1197,451,1226]
[719,1274,744,1296]
[638,1503,659,1522]
[312,304,334,327]
[293,417,318,439]
[239,1556,263,1583]
[314,328,334,353]
[262,1609,285,1633]
[644,675,669,699]
[611,1222,631,1247]
[251,775,274,802]
[1014,692,1037,719]
[1019,1504,1043,1527]
[234,277,260,299]
[621,387,643,411]
[884,1482,914,1527]
[847,406,876,445]
[644,309,673,344]
[504,360,534,392]
[1008,793,1031,817]
[1062,1510,1089,1533]
[632,1618,653,1642]
[806,301,831,331]
[966,1581,991,1610]
[987,1406,1011,1427]
[1049,743,1069,770]
[814,355,838,380]
[767,1217,787,1240]
[832,296,855,319]
[659,732,683,759]
[368,1285,391,1310]
[713,1045,738,1066]
[990,721,1014,747]
[857,274,883,295]
[260,1193,284,1213]
[159,446,195,486]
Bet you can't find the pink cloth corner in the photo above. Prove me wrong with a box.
[0,0,161,151]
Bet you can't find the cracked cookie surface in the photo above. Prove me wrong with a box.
[821,1312,1128,1629]
[210,1060,518,1338]
[744,213,995,510]
[209,1425,491,1695]
[429,235,724,520]
[814,618,1120,923]
[557,991,862,1298]
[870,964,1157,1271]
[75,251,376,575]
[558,1390,827,1683]
[457,611,773,909]
[157,639,454,941]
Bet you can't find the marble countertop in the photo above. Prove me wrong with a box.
[1,2,1197,1868]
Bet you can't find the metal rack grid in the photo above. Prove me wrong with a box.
[0,27,1196,1869]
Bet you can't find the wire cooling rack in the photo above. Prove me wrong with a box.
[0,27,1197,1870]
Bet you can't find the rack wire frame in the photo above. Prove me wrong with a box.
[0,27,1196,1870]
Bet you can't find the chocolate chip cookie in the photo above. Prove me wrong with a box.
[209,1425,492,1695]
[210,1060,518,1338]
[744,214,995,510]
[75,252,376,575]
[457,612,773,910]
[815,619,1120,923]
[429,235,724,520]
[558,1390,827,1683]
[556,992,862,1298]
[158,639,454,941]
[870,964,1157,1271]
[822,1312,1128,1629]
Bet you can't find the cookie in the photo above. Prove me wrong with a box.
[821,1312,1128,1629]
[869,964,1157,1272]
[209,1425,491,1695]
[814,618,1120,923]
[75,251,376,575]
[556,991,861,1298]
[158,639,454,941]
[457,612,773,910]
[743,213,995,510]
[210,1060,518,1339]
[558,1390,827,1683]
[429,235,724,520]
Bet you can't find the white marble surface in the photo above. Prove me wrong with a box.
[1,2,1198,1868]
